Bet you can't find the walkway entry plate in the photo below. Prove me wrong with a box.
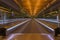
[7,33,54,40]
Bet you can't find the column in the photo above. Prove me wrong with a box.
[57,12,60,28]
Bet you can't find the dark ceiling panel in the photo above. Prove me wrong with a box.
[0,0,20,12]
[39,0,60,15]
[0,1,10,9]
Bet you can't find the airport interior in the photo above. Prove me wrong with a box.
[0,0,60,40]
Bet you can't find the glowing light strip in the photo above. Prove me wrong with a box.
[7,19,30,31]
[35,19,54,31]
[48,35,54,40]
[26,0,32,15]
[33,0,41,16]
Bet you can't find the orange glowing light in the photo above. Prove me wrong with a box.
[14,0,54,16]
[24,0,32,15]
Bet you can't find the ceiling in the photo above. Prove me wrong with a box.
[14,0,56,16]
[0,0,56,16]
